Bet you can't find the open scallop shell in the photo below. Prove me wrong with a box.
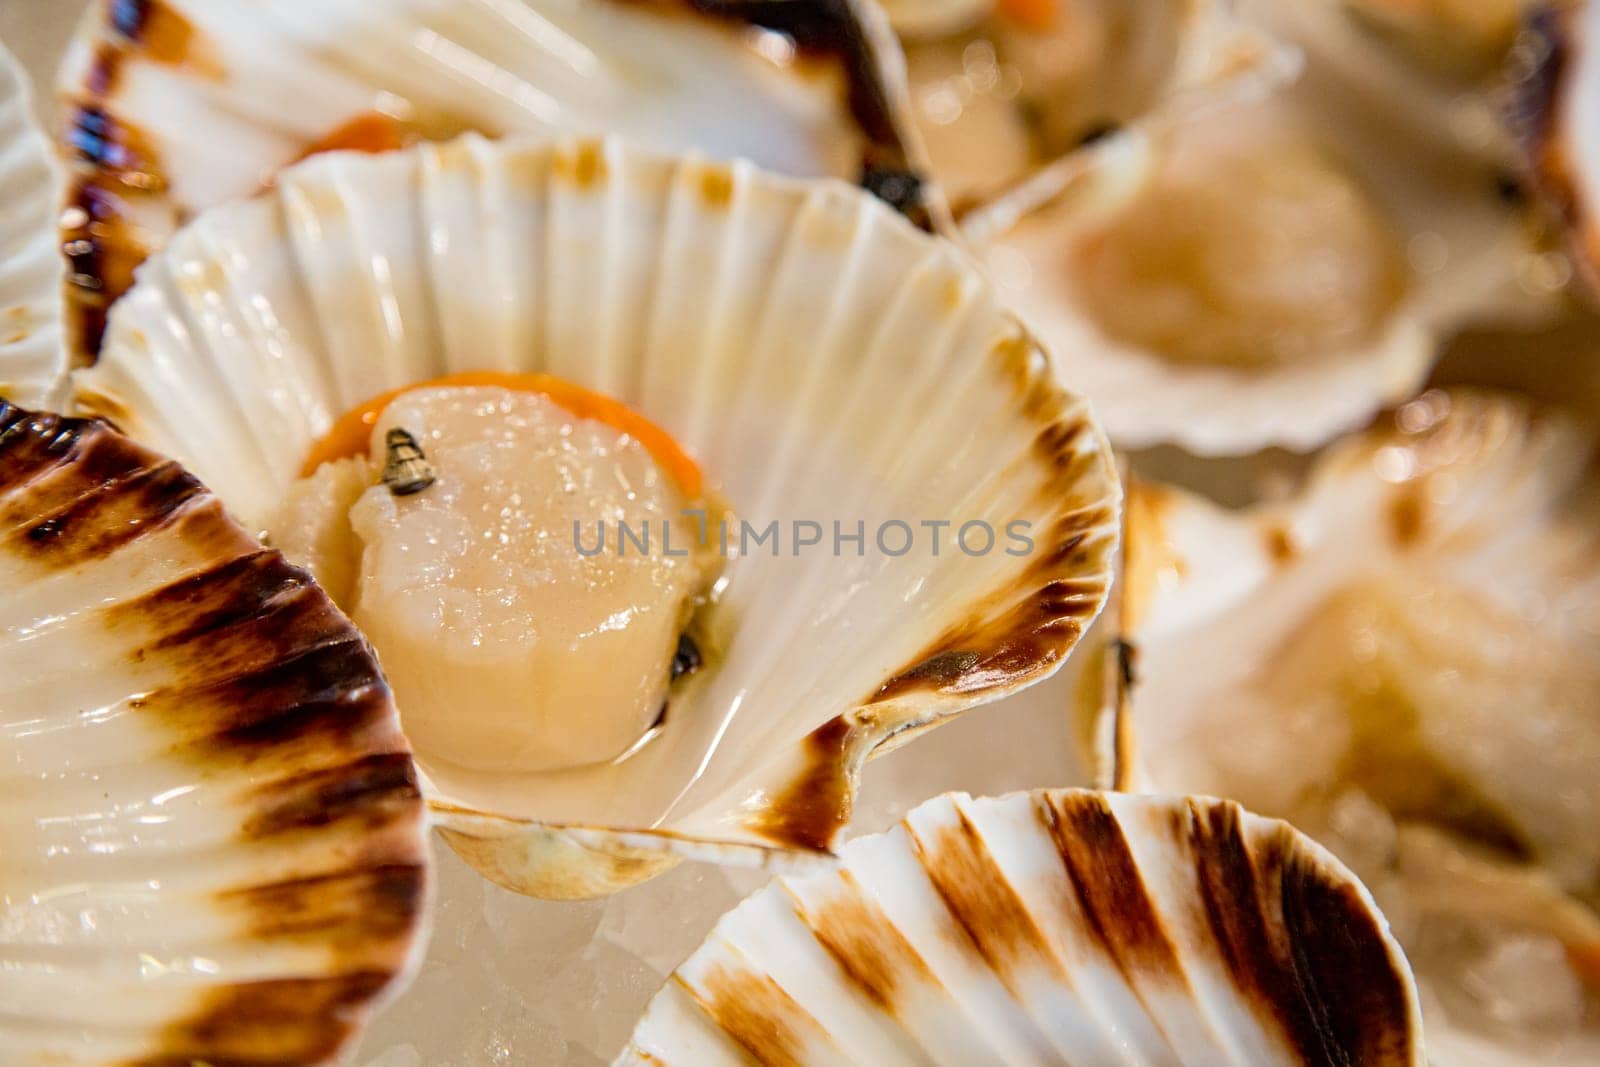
[622,787,1424,1065]
[1510,0,1600,300]
[974,0,1553,455]
[72,135,1121,898]
[897,0,1294,217]
[56,0,935,365]
[0,36,65,409]
[0,401,430,1064]
[1109,389,1600,1061]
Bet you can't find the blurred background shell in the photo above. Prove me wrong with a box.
[890,0,1292,215]
[955,0,1563,456]
[0,401,430,1065]
[877,0,995,40]
[73,135,1121,899]
[55,0,937,366]
[622,787,1424,1065]
[1106,389,1600,1062]
[0,0,1589,1060]
[0,37,64,409]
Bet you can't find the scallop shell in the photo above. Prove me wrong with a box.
[1510,0,1600,300]
[72,135,1121,898]
[1341,0,1539,75]
[1108,390,1600,1061]
[0,37,65,409]
[898,0,1294,217]
[621,788,1424,1065]
[0,401,430,1064]
[56,0,935,365]
[974,1,1551,455]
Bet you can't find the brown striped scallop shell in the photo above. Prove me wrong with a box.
[55,0,935,365]
[0,401,429,1065]
[622,789,1424,1065]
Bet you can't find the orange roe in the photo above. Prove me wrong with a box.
[300,371,704,498]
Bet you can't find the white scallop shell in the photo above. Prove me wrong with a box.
[972,1,1552,455]
[72,135,1121,898]
[1109,390,1600,1062]
[0,401,430,1065]
[0,36,65,409]
[622,788,1424,1065]
[56,0,935,364]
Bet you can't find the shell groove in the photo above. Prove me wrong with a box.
[0,36,65,408]
[621,788,1424,1065]
[0,401,430,1065]
[74,135,1120,896]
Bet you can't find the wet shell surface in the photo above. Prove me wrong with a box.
[973,0,1551,455]
[1511,0,1600,300]
[621,788,1424,1065]
[0,36,65,409]
[0,402,430,1064]
[56,0,934,364]
[73,135,1121,898]
[1112,390,1600,1061]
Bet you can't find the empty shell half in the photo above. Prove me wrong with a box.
[56,0,934,364]
[1510,0,1600,301]
[621,788,1424,1065]
[0,401,430,1065]
[72,136,1121,898]
[0,36,65,409]
[976,1,1555,455]
[1112,390,1600,1061]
